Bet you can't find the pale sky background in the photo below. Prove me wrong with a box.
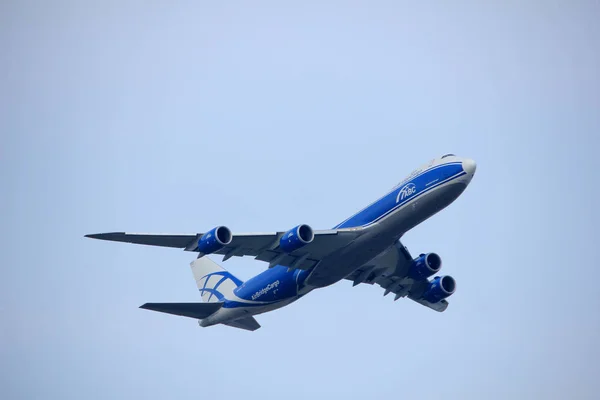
[1,1,598,399]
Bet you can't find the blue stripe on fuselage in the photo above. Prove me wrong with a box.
[334,162,465,229]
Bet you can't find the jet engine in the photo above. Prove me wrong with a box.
[408,253,442,280]
[197,226,232,254]
[279,224,314,253]
[421,276,456,303]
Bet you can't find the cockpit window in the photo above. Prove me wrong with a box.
[441,153,455,159]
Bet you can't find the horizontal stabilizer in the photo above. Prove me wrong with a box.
[223,317,261,331]
[140,302,223,320]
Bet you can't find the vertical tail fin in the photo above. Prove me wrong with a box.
[190,257,244,303]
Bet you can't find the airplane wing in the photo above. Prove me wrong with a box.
[345,241,451,312]
[85,229,361,270]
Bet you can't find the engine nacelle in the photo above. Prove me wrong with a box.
[422,276,456,303]
[197,226,232,254]
[279,224,314,253]
[408,252,442,280]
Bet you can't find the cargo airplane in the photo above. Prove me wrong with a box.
[86,154,476,331]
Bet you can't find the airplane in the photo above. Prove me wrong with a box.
[86,154,476,331]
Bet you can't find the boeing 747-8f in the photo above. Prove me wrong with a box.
[86,154,476,331]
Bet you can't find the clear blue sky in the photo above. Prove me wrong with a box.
[1,1,598,399]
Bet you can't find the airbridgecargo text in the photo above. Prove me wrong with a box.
[252,281,280,300]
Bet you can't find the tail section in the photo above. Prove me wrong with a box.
[190,256,244,302]
[140,257,261,331]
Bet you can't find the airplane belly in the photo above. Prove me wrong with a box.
[201,297,301,327]
[306,231,394,287]
[306,181,469,288]
[234,266,311,303]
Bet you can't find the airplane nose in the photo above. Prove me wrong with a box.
[462,158,477,176]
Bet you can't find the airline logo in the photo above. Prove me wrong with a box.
[252,280,280,300]
[396,183,417,203]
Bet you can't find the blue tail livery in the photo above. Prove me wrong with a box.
[86,154,476,331]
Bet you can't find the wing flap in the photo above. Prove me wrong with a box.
[410,298,449,312]
[346,241,453,312]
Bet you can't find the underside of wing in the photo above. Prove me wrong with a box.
[85,226,362,271]
[85,232,197,248]
[208,229,360,270]
[346,241,455,312]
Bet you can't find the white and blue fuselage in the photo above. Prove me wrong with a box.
[200,155,476,327]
